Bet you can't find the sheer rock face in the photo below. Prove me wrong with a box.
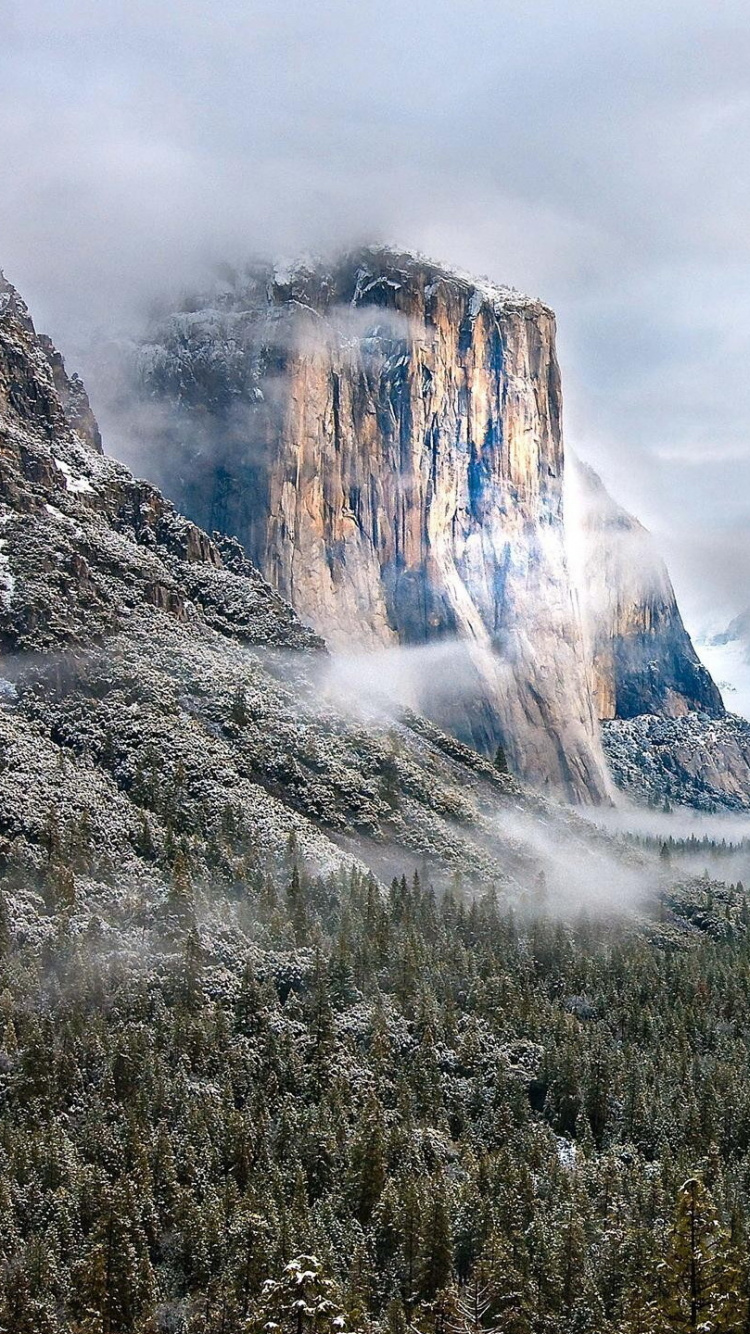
[568,458,723,721]
[135,250,613,803]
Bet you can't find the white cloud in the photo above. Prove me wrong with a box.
[3,0,750,634]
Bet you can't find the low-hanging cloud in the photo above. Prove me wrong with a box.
[250,638,673,913]
[4,0,750,642]
[320,639,513,725]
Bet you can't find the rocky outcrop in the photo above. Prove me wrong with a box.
[37,333,103,454]
[119,247,735,806]
[568,456,723,720]
[133,249,615,802]
[603,713,750,812]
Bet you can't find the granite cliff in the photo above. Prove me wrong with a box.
[128,248,726,801]
[133,249,616,802]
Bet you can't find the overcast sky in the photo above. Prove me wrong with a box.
[3,0,750,634]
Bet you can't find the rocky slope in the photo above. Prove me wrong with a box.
[603,712,750,812]
[568,456,723,720]
[567,461,748,813]
[0,268,647,938]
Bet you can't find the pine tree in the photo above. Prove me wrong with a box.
[71,1186,155,1334]
[136,810,156,861]
[287,865,308,943]
[232,683,250,726]
[180,926,205,1011]
[420,1176,454,1300]
[48,859,76,913]
[493,746,509,776]
[167,847,195,930]
[656,1177,746,1332]
[255,1254,349,1334]
[348,1093,387,1225]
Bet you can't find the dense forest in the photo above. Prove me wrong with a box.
[1,839,750,1333]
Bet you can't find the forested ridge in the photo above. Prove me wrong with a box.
[1,846,750,1333]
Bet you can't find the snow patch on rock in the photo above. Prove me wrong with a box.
[53,455,95,493]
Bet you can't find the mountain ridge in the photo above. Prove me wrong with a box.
[569,455,723,720]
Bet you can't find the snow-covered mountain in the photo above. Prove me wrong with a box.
[694,633,750,723]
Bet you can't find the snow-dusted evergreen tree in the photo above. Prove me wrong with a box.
[255,1255,350,1334]
[656,1178,746,1333]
